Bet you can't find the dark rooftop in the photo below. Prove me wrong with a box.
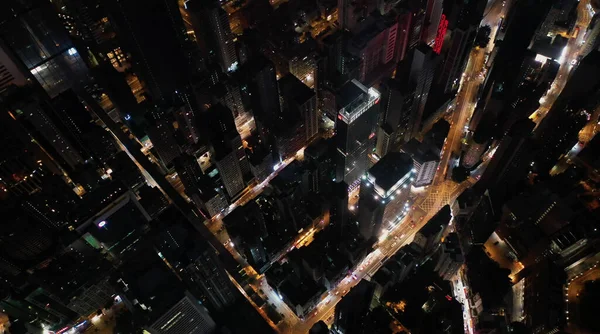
[278,74,315,105]
[368,152,414,192]
[338,80,368,110]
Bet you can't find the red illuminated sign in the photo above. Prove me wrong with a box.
[433,14,448,54]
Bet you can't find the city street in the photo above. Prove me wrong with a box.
[565,266,600,334]
[530,0,593,125]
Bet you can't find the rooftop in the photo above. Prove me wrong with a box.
[367,152,414,193]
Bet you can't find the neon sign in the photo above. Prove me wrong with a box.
[433,14,448,54]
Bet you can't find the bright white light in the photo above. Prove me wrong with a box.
[98,220,107,228]
[374,195,379,200]
[227,61,239,73]
[558,46,568,64]
[349,205,355,211]
[534,54,549,63]
[68,47,78,56]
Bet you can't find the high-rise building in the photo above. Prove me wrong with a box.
[433,233,464,280]
[114,240,218,333]
[173,154,204,196]
[477,119,536,209]
[397,45,438,141]
[244,57,281,143]
[104,0,190,103]
[4,89,85,170]
[146,118,181,168]
[376,77,415,155]
[206,104,249,198]
[182,244,238,311]
[148,293,217,334]
[0,45,28,94]
[334,80,381,186]
[334,280,377,333]
[278,74,319,155]
[304,139,335,195]
[357,152,414,240]
[423,0,444,45]
[0,1,89,98]
[173,105,199,146]
[338,0,377,32]
[348,14,399,82]
[187,0,239,73]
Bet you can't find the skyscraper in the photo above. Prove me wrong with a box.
[347,14,399,82]
[206,104,248,199]
[397,45,438,141]
[183,244,238,311]
[334,80,381,186]
[3,88,85,170]
[0,45,28,94]
[376,77,415,156]
[104,0,190,103]
[278,74,319,158]
[0,0,88,98]
[148,293,217,334]
[357,152,414,240]
[187,0,239,73]
[146,118,181,168]
[244,56,281,143]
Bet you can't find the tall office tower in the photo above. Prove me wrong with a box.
[146,118,181,168]
[174,154,204,195]
[437,0,484,94]
[114,244,218,333]
[535,50,600,173]
[279,74,319,148]
[320,31,345,84]
[334,80,381,186]
[187,0,238,73]
[244,56,281,143]
[348,14,399,83]
[173,105,199,146]
[149,293,217,334]
[397,45,438,141]
[530,0,578,48]
[210,80,253,139]
[0,1,88,98]
[405,3,427,52]
[49,90,102,160]
[207,104,248,199]
[338,0,376,32]
[378,0,402,15]
[0,108,49,197]
[305,139,335,195]
[394,10,413,62]
[183,243,238,311]
[289,51,319,89]
[3,88,85,170]
[330,181,350,236]
[0,202,56,278]
[376,78,415,157]
[581,12,600,58]
[433,233,464,280]
[477,119,536,209]
[104,0,189,103]
[0,46,28,94]
[357,152,414,240]
[334,280,377,333]
[422,0,444,45]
